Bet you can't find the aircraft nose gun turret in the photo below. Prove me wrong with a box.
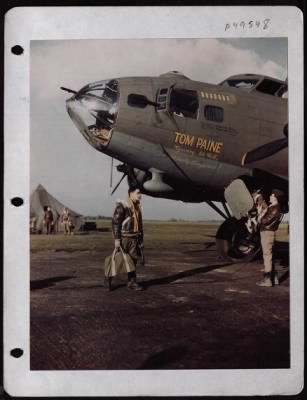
[62,79,119,150]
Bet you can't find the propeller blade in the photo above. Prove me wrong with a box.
[111,173,127,196]
[242,137,288,165]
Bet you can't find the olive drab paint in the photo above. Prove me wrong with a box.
[64,71,288,262]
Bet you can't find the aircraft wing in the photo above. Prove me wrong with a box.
[241,138,288,180]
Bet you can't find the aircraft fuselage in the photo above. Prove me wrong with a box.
[65,72,288,202]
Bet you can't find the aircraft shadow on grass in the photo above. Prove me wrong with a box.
[30,276,75,290]
[142,239,289,288]
[142,262,232,288]
[182,241,216,253]
[30,241,288,291]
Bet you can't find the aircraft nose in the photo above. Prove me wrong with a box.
[65,79,119,149]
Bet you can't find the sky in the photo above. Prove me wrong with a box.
[30,38,287,220]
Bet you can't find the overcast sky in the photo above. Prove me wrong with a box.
[30,38,287,220]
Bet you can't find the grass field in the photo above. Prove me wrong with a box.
[30,220,289,253]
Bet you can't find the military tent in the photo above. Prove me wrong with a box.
[30,184,84,233]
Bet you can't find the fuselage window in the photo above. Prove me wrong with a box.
[157,88,169,110]
[204,105,224,122]
[169,89,199,119]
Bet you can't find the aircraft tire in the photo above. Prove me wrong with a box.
[216,218,260,263]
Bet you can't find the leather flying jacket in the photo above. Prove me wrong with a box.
[112,200,143,240]
[44,210,54,222]
[259,204,283,232]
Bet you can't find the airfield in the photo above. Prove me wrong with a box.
[30,220,290,370]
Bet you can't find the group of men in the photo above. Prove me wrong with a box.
[40,206,74,235]
[103,184,285,292]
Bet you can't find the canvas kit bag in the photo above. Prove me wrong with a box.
[104,246,136,277]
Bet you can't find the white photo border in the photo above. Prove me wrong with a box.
[4,6,304,396]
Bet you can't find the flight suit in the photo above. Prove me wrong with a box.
[62,211,71,235]
[44,209,54,234]
[258,204,283,286]
[109,198,144,289]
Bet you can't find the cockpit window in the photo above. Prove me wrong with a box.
[169,88,199,119]
[221,79,259,90]
[277,84,288,99]
[255,79,284,96]
[221,77,287,97]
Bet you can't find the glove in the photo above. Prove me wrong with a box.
[114,239,121,249]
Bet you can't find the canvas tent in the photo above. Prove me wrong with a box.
[30,184,84,233]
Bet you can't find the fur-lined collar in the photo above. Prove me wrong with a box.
[116,199,129,208]
[116,198,143,211]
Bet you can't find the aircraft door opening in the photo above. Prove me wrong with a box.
[153,86,187,134]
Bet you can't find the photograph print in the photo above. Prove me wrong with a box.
[29,37,290,371]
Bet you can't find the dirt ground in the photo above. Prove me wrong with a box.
[30,240,289,370]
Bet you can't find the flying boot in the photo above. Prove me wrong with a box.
[256,272,272,287]
[127,277,143,291]
[103,277,113,291]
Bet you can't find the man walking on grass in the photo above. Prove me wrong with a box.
[104,184,144,291]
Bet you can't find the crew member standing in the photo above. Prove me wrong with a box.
[44,206,54,235]
[256,189,284,287]
[105,184,144,291]
[62,208,71,235]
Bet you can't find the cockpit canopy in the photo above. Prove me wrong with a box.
[220,74,288,98]
[66,79,119,149]
[74,79,119,128]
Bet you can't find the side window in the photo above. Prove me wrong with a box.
[169,89,199,119]
[204,105,224,122]
[156,88,169,111]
